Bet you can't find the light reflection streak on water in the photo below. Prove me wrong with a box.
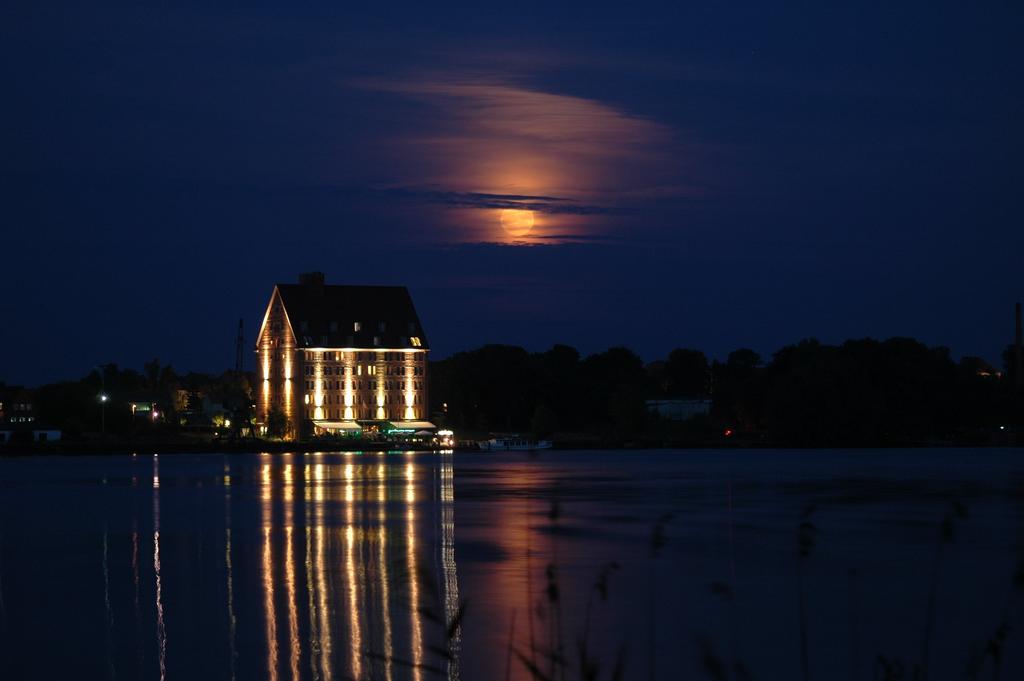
[406,455,423,681]
[284,462,301,681]
[284,460,294,503]
[153,455,166,681]
[441,453,461,681]
[314,461,333,681]
[304,464,321,681]
[131,516,140,639]
[132,513,143,677]
[262,462,279,681]
[378,460,394,681]
[0,449,475,680]
[225,463,238,681]
[345,462,363,681]
[103,523,115,679]
[133,453,459,680]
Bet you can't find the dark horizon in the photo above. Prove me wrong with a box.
[2,310,1019,390]
[3,3,1022,385]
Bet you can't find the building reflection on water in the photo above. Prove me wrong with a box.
[153,454,167,681]
[9,451,1021,680]
[194,450,464,681]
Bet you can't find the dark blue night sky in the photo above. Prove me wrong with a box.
[2,3,1022,384]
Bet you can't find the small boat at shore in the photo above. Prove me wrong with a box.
[478,436,553,451]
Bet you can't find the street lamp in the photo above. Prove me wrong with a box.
[95,364,110,436]
[99,393,109,434]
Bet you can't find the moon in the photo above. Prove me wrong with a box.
[500,209,535,237]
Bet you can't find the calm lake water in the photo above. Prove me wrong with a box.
[0,449,1022,681]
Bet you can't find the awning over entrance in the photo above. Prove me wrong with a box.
[391,421,437,430]
[312,420,362,432]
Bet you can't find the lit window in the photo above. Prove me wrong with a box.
[410,337,422,347]
[354,321,361,332]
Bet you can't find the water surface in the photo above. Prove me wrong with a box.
[0,449,1022,680]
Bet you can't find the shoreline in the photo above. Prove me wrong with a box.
[1,438,1021,456]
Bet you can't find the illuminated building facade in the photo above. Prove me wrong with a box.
[256,272,431,439]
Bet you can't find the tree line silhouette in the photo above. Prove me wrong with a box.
[429,337,1023,446]
[7,335,1021,447]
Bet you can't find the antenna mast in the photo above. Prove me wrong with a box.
[235,318,245,373]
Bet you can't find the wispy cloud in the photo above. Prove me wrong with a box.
[380,188,614,215]
[350,73,697,243]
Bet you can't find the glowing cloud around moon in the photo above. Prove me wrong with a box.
[499,209,535,237]
[357,77,686,244]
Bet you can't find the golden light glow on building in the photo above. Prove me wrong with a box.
[314,357,324,421]
[255,287,300,437]
[255,277,431,439]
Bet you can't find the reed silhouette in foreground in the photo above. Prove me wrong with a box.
[367,497,1022,681]
[797,505,818,681]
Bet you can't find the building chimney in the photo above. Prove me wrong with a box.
[1016,301,1022,391]
[299,271,325,295]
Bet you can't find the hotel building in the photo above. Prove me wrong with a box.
[255,272,432,439]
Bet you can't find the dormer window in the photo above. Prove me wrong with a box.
[373,336,381,346]
[353,321,361,332]
[299,320,309,332]
[378,321,387,332]
[410,336,422,347]
[329,321,338,332]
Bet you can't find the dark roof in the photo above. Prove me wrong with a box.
[276,284,429,350]
[0,386,31,401]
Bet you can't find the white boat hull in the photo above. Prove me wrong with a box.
[479,438,553,451]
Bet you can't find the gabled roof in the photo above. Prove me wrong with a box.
[275,283,429,350]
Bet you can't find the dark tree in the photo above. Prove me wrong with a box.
[581,347,647,441]
[664,348,710,397]
[530,404,558,438]
[267,408,288,438]
[711,348,764,432]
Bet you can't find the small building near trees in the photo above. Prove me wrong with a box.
[645,398,712,421]
[0,387,61,444]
